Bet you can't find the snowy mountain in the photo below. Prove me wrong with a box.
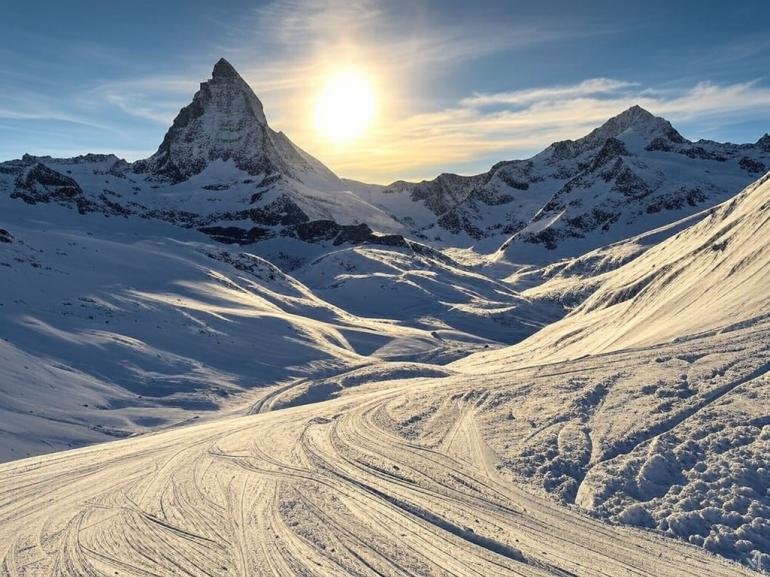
[0,59,407,268]
[2,57,770,575]
[362,106,770,264]
[0,60,561,461]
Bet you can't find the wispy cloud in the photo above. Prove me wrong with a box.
[0,92,98,128]
[460,79,638,108]
[250,0,384,46]
[80,71,770,183]
[307,78,770,182]
[206,0,602,96]
[88,76,198,125]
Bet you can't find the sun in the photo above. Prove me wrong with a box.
[314,69,376,144]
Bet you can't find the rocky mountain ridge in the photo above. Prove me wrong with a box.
[365,106,770,263]
[2,60,768,271]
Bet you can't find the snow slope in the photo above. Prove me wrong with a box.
[0,198,486,462]
[452,171,770,571]
[425,317,769,572]
[298,245,562,344]
[0,365,755,576]
[462,172,770,365]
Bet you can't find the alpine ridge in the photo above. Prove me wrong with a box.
[359,105,770,264]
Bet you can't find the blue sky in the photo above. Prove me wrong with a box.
[2,0,770,182]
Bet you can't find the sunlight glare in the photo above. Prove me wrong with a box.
[314,69,376,144]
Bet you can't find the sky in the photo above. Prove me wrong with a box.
[1,0,770,183]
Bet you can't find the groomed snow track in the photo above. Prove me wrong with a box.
[0,373,752,577]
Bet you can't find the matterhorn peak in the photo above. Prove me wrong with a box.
[196,57,267,125]
[136,59,339,186]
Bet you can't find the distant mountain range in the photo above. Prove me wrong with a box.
[2,59,769,268]
[373,105,770,262]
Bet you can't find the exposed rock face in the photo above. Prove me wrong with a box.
[197,226,270,244]
[136,58,340,187]
[374,105,770,258]
[757,133,770,153]
[197,219,409,249]
[11,163,91,213]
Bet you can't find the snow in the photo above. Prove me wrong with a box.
[0,199,477,461]
[0,352,757,576]
[451,172,770,572]
[297,245,561,344]
[3,174,768,573]
[0,58,769,575]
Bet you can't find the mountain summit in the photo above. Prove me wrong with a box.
[211,57,243,81]
[582,104,686,145]
[137,58,339,186]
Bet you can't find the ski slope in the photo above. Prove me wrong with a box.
[0,57,768,574]
[0,363,754,576]
[453,172,770,572]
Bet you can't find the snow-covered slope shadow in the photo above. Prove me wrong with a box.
[0,204,477,461]
[298,244,562,345]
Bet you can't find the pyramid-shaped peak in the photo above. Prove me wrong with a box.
[602,105,666,133]
[615,104,655,120]
[212,57,240,80]
[137,57,340,186]
[584,104,686,145]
